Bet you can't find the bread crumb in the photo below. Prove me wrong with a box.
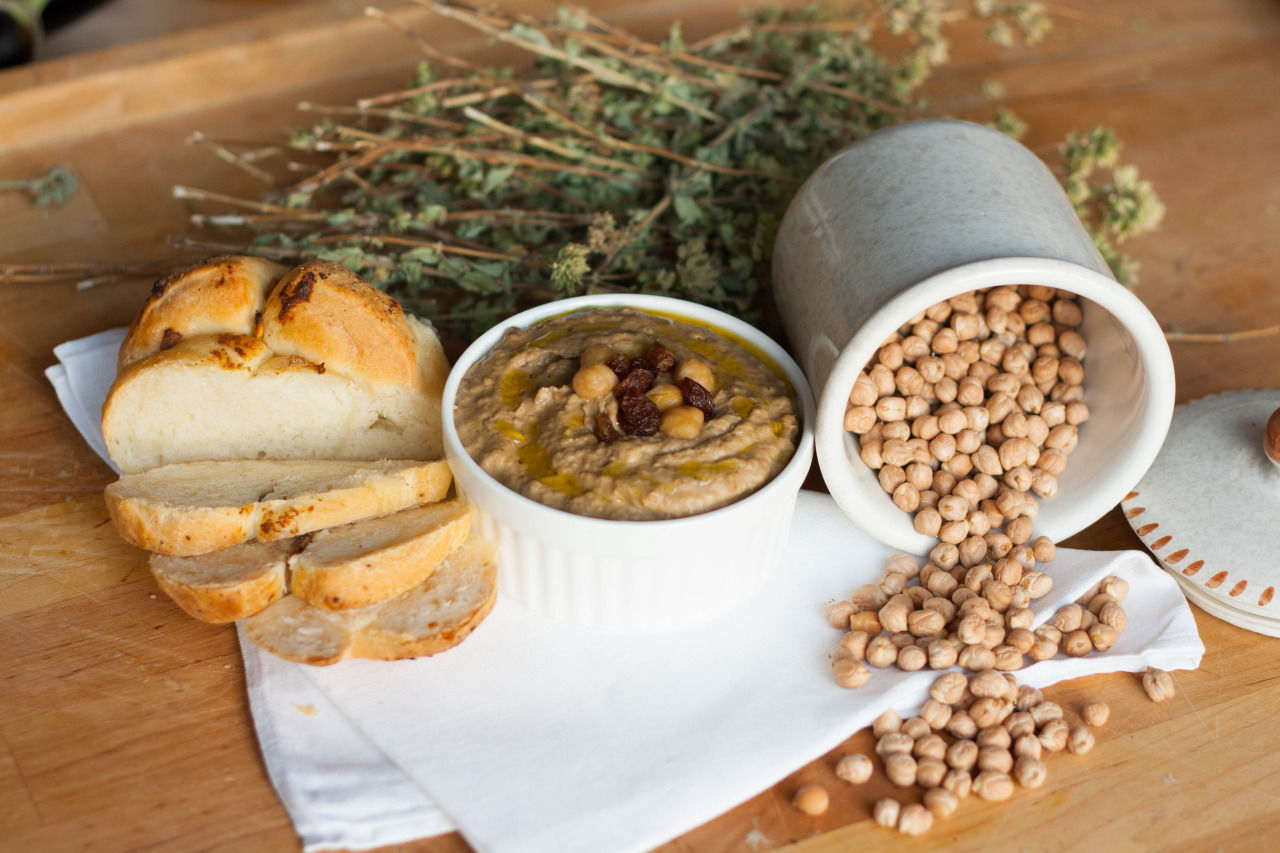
[743,819,770,849]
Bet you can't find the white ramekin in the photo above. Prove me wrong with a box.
[772,119,1176,554]
[442,294,816,631]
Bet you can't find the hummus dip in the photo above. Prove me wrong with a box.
[455,307,799,520]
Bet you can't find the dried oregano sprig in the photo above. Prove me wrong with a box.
[172,0,1056,338]
[0,166,78,207]
[1056,127,1165,286]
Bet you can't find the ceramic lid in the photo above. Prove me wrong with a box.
[1122,389,1280,636]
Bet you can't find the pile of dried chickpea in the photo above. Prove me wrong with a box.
[806,285,1180,832]
[843,284,1088,542]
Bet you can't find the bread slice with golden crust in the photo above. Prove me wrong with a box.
[150,539,293,624]
[244,535,498,665]
[289,498,472,610]
[106,458,453,556]
[102,258,450,473]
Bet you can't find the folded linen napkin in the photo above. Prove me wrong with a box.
[50,330,1204,853]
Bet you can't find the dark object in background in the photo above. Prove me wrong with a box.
[0,0,114,69]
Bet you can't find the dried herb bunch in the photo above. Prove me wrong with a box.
[177,0,1154,339]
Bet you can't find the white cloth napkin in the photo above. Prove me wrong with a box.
[49,330,1204,853]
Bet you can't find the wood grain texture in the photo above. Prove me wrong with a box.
[0,0,1277,850]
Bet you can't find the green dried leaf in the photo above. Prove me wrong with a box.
[672,193,704,224]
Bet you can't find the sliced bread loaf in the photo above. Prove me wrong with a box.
[102,259,450,473]
[106,458,453,556]
[150,539,293,624]
[289,498,472,609]
[244,535,498,665]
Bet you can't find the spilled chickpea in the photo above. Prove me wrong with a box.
[801,285,1156,833]
[806,669,1112,835]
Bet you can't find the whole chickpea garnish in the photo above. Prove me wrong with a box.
[833,657,871,688]
[872,708,902,737]
[873,798,901,828]
[646,383,684,412]
[571,363,618,399]
[579,343,615,366]
[660,405,704,440]
[924,788,958,819]
[673,358,716,393]
[1142,667,1177,702]
[1081,701,1110,727]
[898,803,933,835]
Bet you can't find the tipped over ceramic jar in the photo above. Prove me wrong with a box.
[772,119,1175,553]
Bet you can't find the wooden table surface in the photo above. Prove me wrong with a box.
[1,0,1277,850]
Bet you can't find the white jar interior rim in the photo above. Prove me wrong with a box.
[817,256,1175,554]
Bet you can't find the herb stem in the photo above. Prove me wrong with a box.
[460,105,648,175]
[1164,324,1280,344]
[172,186,319,217]
[186,131,274,183]
[315,232,532,264]
[364,4,481,72]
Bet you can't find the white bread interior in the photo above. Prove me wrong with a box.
[146,497,475,625]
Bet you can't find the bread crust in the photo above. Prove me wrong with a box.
[350,538,498,660]
[105,459,453,556]
[242,595,351,665]
[118,255,286,371]
[107,497,259,557]
[261,260,420,389]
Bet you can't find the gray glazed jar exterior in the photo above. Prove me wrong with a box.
[772,119,1174,553]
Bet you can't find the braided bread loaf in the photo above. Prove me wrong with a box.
[103,256,449,473]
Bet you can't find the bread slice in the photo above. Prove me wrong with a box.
[102,259,450,473]
[150,539,293,624]
[289,498,471,610]
[244,535,498,665]
[147,497,474,623]
[106,458,453,556]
